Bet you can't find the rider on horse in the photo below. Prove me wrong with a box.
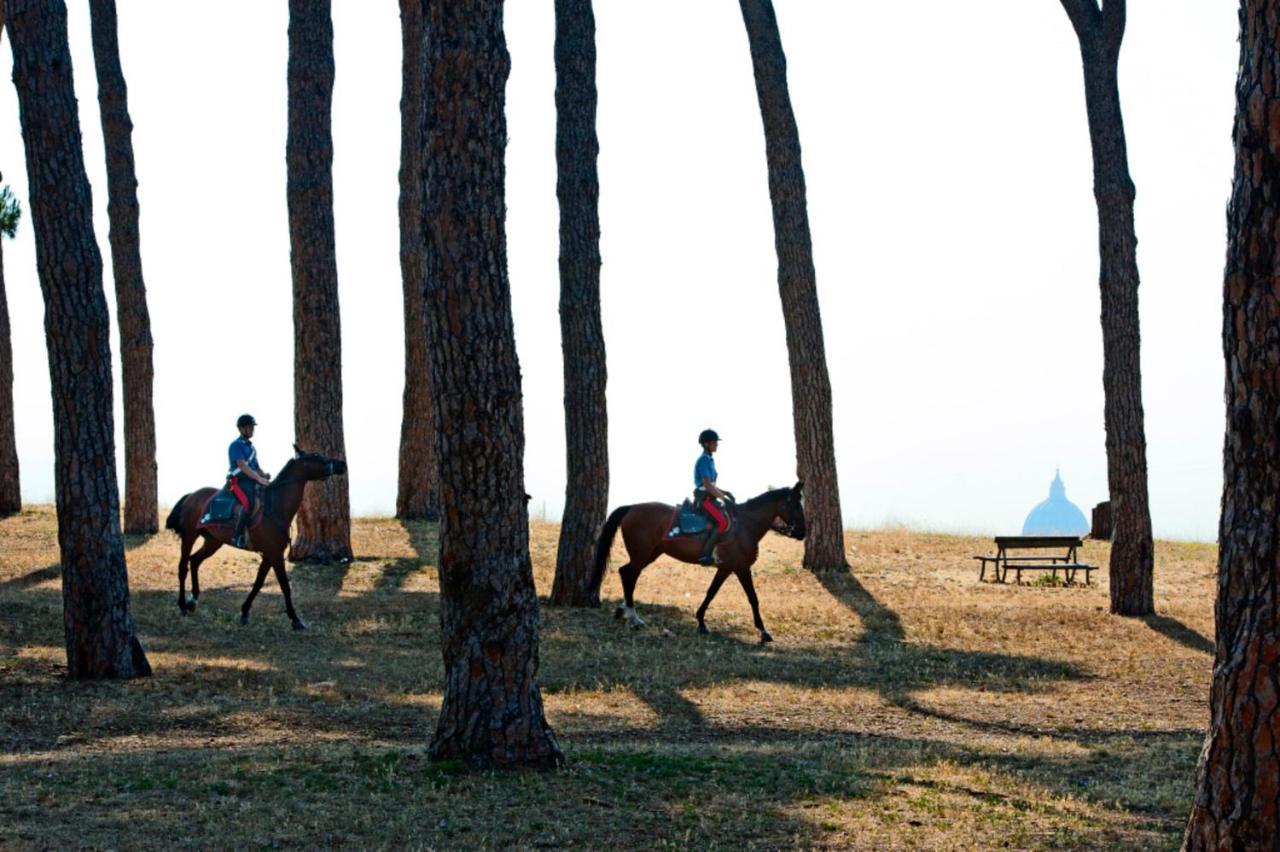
[694,428,733,565]
[228,414,271,547]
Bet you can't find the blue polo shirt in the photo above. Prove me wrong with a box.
[694,452,717,490]
[228,437,262,478]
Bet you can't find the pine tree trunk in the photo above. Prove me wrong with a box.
[0,236,20,515]
[549,0,606,608]
[421,0,561,769]
[395,0,439,522]
[286,0,351,564]
[738,0,847,573]
[88,0,157,535]
[7,0,149,679]
[1183,2,1280,844]
[1060,0,1153,616]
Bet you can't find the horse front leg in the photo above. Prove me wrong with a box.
[695,566,732,635]
[240,557,272,626]
[734,567,772,643]
[270,557,307,631]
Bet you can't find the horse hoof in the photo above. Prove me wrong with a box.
[613,606,625,620]
[180,606,190,616]
[292,619,308,631]
[240,613,250,626]
[697,623,710,636]
[760,630,774,644]
[186,598,197,613]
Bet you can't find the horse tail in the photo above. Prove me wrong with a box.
[590,505,631,594]
[165,493,191,533]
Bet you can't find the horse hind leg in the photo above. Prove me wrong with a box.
[613,561,650,628]
[177,533,195,614]
[186,535,223,612]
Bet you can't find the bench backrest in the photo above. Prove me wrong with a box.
[994,535,1083,549]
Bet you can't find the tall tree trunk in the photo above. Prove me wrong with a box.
[549,0,606,608]
[88,0,157,535]
[0,235,20,515]
[421,0,561,768]
[1183,2,1280,844]
[738,0,847,572]
[395,0,439,522]
[7,0,149,679]
[1059,0,1153,616]
[286,0,351,563]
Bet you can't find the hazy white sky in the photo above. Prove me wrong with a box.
[0,1,1238,541]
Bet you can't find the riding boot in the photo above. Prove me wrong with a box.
[699,529,722,565]
[232,511,248,549]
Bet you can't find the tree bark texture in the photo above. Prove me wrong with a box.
[1059,0,1153,616]
[1183,3,1280,845]
[421,0,562,769]
[88,0,157,535]
[7,0,149,679]
[549,0,607,608]
[395,0,440,522]
[0,236,20,515]
[286,0,351,563]
[738,0,847,572]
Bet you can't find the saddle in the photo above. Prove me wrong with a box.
[665,499,733,540]
[197,482,262,537]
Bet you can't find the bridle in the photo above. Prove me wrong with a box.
[770,491,805,539]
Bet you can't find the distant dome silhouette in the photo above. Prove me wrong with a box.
[1022,470,1090,536]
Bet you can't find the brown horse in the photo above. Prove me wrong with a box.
[590,482,805,643]
[164,446,347,630]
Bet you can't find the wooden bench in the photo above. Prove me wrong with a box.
[974,535,1097,585]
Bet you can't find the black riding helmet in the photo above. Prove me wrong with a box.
[698,428,721,444]
[237,414,257,429]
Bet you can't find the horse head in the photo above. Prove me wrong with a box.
[290,444,348,480]
[771,480,806,540]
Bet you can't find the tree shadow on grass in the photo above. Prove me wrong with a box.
[372,557,427,596]
[1144,613,1214,656]
[399,518,438,561]
[124,533,159,552]
[0,546,1198,849]
[0,563,58,590]
[287,559,348,599]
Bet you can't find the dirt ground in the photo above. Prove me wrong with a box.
[0,507,1215,849]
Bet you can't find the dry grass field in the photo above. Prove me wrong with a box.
[0,507,1215,849]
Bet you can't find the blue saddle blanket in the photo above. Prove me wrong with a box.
[668,503,710,538]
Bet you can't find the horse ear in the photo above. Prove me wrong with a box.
[293,443,303,457]
[794,480,804,492]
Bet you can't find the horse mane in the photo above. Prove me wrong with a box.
[267,457,299,489]
[741,486,793,509]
